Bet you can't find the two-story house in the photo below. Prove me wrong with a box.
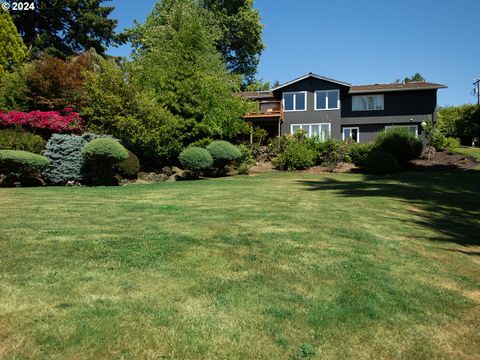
[241,73,447,143]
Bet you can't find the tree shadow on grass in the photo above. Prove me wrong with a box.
[298,170,480,248]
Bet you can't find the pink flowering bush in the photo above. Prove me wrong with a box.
[0,108,84,133]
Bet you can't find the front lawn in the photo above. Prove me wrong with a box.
[452,146,480,161]
[1,171,479,359]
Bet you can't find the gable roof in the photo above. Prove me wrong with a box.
[271,73,351,91]
[349,82,447,94]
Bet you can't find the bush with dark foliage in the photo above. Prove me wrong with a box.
[364,150,398,174]
[348,142,374,166]
[374,128,423,162]
[116,150,140,179]
[82,138,128,185]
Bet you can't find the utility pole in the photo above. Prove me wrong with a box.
[474,78,480,105]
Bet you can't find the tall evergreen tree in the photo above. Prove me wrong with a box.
[6,0,124,57]
[0,9,26,76]
[132,0,264,84]
[132,0,254,141]
[203,0,264,83]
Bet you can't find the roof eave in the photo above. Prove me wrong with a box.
[271,73,351,92]
[349,85,448,94]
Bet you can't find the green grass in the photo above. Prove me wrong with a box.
[1,170,480,359]
[452,146,480,161]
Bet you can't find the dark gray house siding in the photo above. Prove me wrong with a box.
[342,89,437,118]
[241,74,446,143]
[271,77,349,139]
[270,77,440,142]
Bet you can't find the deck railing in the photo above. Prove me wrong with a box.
[244,100,283,118]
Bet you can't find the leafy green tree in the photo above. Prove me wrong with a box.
[131,0,254,142]
[395,73,426,83]
[438,104,480,145]
[81,58,184,165]
[7,0,124,58]
[0,9,26,76]
[0,63,31,111]
[244,78,271,91]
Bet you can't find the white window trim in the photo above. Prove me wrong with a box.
[290,123,331,139]
[342,126,360,143]
[352,94,384,111]
[384,124,419,137]
[314,90,340,111]
[283,91,307,112]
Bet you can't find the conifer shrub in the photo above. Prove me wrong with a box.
[43,133,113,185]
[82,138,128,185]
[206,141,241,169]
[364,150,398,174]
[179,146,213,174]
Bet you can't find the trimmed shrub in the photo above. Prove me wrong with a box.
[364,150,398,174]
[375,128,423,162]
[116,150,140,179]
[43,133,113,185]
[272,142,316,170]
[82,138,128,185]
[348,142,374,166]
[0,150,49,186]
[0,127,45,154]
[206,140,242,169]
[179,146,213,173]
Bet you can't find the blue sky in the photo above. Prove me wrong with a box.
[108,0,480,106]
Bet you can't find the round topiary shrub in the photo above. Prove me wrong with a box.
[0,150,50,186]
[82,138,128,185]
[179,146,213,174]
[206,141,241,169]
[374,128,423,162]
[116,150,140,179]
[364,150,398,174]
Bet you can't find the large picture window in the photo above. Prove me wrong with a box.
[291,123,331,141]
[315,90,340,110]
[352,94,384,111]
[283,92,306,111]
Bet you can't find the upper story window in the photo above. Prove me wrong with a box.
[352,94,384,111]
[315,90,340,110]
[283,92,306,111]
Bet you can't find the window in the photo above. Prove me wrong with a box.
[385,125,418,137]
[315,90,340,110]
[342,127,360,143]
[283,92,306,111]
[291,123,331,141]
[352,94,384,111]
